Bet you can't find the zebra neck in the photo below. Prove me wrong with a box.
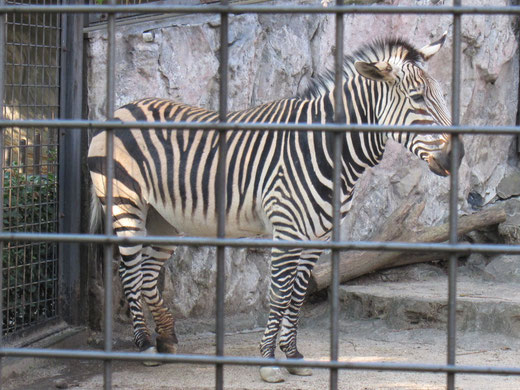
[334,130,386,167]
[328,130,387,200]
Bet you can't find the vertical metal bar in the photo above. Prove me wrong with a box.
[5,1,13,336]
[20,139,26,172]
[104,0,116,388]
[0,0,5,387]
[447,1,462,389]
[216,1,229,389]
[330,1,344,389]
[58,0,84,326]
[58,0,70,329]
[34,134,39,175]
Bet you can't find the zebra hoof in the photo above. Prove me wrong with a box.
[259,366,284,383]
[287,366,313,376]
[157,339,178,354]
[141,346,161,367]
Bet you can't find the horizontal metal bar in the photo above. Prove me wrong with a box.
[2,347,520,376]
[1,4,520,16]
[0,119,519,135]
[0,231,518,255]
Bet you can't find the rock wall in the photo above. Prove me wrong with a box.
[86,0,520,331]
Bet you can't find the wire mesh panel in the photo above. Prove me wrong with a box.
[2,0,60,337]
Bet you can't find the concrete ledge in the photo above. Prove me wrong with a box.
[339,276,520,337]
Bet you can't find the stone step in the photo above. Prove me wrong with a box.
[338,276,520,337]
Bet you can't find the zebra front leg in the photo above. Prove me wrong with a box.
[259,247,301,383]
[118,243,158,365]
[141,245,178,354]
[279,250,321,376]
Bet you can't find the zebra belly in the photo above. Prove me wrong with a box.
[149,201,270,239]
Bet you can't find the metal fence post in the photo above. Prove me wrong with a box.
[59,0,85,326]
[104,0,116,388]
[448,1,462,389]
[330,1,344,389]
[216,1,229,388]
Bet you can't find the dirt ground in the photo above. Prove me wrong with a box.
[4,305,520,390]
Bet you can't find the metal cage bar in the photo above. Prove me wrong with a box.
[0,2,519,390]
[2,118,520,135]
[330,1,344,388]
[58,0,85,326]
[0,232,518,254]
[2,4,520,15]
[447,1,462,389]
[215,0,229,388]
[103,0,116,387]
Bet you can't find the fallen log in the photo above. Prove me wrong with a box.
[309,200,507,293]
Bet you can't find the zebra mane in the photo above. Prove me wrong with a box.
[301,37,423,99]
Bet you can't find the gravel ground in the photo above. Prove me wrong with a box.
[4,311,520,390]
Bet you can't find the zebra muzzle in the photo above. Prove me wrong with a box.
[428,156,450,177]
[428,139,465,177]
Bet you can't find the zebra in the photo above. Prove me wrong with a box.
[88,33,464,383]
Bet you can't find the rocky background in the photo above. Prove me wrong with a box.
[86,0,520,332]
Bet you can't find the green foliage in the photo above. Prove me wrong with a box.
[2,156,58,335]
[3,167,57,231]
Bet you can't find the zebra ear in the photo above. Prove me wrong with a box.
[419,31,448,61]
[354,61,397,82]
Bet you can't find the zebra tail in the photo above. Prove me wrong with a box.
[89,185,104,234]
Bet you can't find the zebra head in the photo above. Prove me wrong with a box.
[353,33,464,177]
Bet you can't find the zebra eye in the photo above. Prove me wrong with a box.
[410,94,425,103]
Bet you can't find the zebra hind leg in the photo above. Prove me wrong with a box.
[278,250,321,376]
[259,247,301,383]
[141,245,178,354]
[118,242,159,365]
